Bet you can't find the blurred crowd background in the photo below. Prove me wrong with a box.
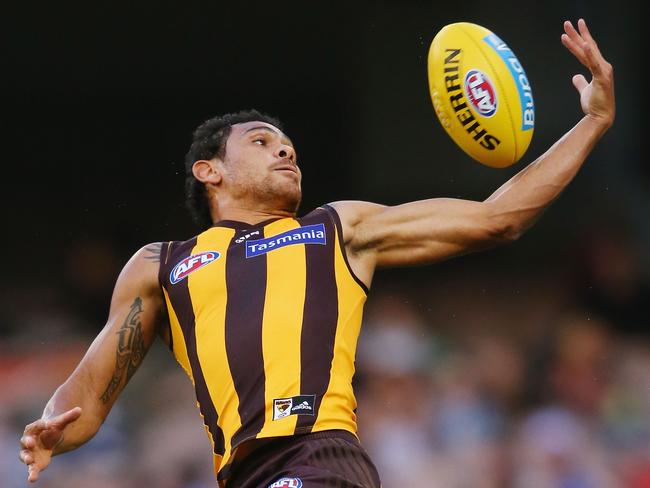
[2,0,647,487]
[3,226,650,487]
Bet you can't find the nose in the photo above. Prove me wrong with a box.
[276,144,296,164]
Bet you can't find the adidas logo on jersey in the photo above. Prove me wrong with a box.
[291,401,312,412]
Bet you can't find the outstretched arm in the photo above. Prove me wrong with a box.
[333,19,614,286]
[19,243,166,482]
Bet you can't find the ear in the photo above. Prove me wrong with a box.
[192,159,222,185]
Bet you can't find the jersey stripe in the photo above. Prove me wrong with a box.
[226,228,268,448]
[187,228,239,470]
[313,225,366,433]
[164,238,226,462]
[295,209,339,433]
[257,219,307,437]
[162,287,192,381]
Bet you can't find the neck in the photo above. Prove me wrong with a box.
[211,205,296,225]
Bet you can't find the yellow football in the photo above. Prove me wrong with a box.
[427,22,534,168]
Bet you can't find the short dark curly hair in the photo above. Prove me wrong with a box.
[184,109,283,229]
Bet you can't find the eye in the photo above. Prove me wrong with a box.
[253,137,265,145]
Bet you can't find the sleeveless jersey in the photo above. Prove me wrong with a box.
[158,205,368,482]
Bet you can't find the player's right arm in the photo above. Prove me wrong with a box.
[19,242,166,482]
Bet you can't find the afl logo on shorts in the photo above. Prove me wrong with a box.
[268,478,302,488]
[170,251,220,284]
[464,69,497,117]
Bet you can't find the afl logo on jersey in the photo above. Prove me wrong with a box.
[268,478,302,488]
[170,251,221,284]
[464,69,497,117]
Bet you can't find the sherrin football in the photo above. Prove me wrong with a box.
[427,22,534,168]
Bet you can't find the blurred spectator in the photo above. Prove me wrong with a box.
[513,406,616,488]
[512,312,618,487]
[357,292,441,486]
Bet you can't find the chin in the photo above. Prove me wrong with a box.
[283,191,302,214]
[273,181,302,214]
[257,178,302,214]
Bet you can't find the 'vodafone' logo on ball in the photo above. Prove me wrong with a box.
[464,69,497,117]
[170,251,220,284]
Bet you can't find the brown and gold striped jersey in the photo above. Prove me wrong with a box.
[158,205,368,481]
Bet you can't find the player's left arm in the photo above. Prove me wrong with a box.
[332,19,614,280]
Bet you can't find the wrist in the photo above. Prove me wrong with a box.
[585,113,614,134]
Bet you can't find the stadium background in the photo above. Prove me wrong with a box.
[2,0,648,486]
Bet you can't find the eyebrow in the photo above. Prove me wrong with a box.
[244,126,294,146]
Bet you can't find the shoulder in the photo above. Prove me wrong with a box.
[116,242,167,293]
[326,200,386,219]
[130,242,166,265]
[325,201,386,245]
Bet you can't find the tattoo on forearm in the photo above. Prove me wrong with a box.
[144,243,162,263]
[100,297,146,404]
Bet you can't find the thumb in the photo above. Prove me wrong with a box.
[572,74,589,94]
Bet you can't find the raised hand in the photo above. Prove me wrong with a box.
[561,18,615,128]
[19,407,82,482]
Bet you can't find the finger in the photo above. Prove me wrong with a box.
[572,74,588,93]
[561,33,588,67]
[582,42,604,78]
[21,435,36,449]
[28,464,40,483]
[563,20,583,45]
[19,449,33,465]
[48,406,82,429]
[24,419,47,435]
[577,18,603,58]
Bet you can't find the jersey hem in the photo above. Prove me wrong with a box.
[217,426,359,482]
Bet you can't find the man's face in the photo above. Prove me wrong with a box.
[219,121,302,214]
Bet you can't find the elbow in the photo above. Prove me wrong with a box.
[481,203,527,245]
[487,220,524,245]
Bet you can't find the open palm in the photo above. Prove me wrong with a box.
[19,407,82,482]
